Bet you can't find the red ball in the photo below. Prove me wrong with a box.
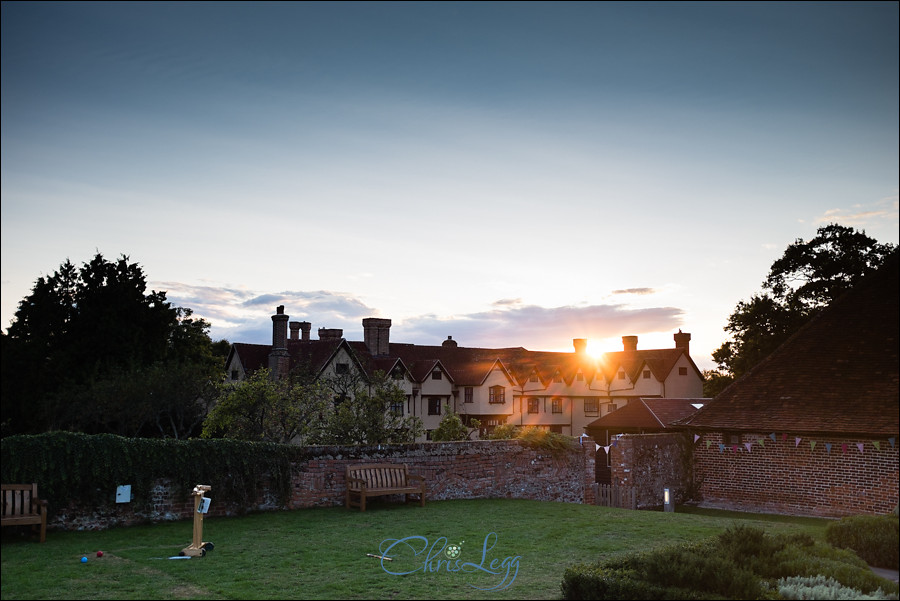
[96,551,103,558]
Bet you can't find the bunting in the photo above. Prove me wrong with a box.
[810,440,817,451]
[718,443,724,452]
[769,433,776,442]
[857,442,864,454]
[825,443,832,453]
[694,434,700,443]
[744,442,753,453]
[890,437,896,448]
[795,437,802,447]
[757,438,765,447]
[874,441,881,451]
[842,443,848,453]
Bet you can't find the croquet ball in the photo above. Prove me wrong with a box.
[97,551,103,558]
[81,556,88,563]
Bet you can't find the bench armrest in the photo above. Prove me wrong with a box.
[407,474,425,484]
[347,476,368,489]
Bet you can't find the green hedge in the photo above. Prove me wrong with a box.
[0,432,297,515]
[825,514,900,570]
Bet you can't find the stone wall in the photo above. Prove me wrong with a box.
[47,438,596,531]
[608,432,692,509]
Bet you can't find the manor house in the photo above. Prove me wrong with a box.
[225,307,704,442]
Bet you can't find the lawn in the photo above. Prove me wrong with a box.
[0,499,832,600]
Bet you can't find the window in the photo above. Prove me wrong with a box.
[527,398,540,414]
[464,387,473,403]
[607,403,617,413]
[432,369,442,380]
[336,363,349,375]
[584,399,599,414]
[549,425,563,434]
[576,373,583,381]
[553,373,562,383]
[391,369,404,380]
[529,373,539,383]
[725,433,741,446]
[428,397,442,415]
[643,370,651,379]
[552,398,562,413]
[390,400,404,416]
[618,371,626,380]
[679,367,688,376]
[230,370,238,380]
[489,386,505,404]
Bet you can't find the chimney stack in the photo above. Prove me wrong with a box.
[573,338,588,354]
[622,335,638,352]
[318,327,343,340]
[362,318,391,355]
[289,321,300,341]
[674,330,691,354]
[268,306,290,378]
[442,335,458,348]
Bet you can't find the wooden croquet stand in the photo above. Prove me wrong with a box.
[180,485,214,557]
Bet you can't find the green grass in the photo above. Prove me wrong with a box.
[1,500,834,600]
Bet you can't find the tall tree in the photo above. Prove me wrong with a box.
[712,224,896,385]
[1,252,221,436]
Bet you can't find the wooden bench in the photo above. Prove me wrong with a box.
[345,463,426,512]
[2,483,48,543]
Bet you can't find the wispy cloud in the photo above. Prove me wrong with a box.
[153,282,685,351]
[813,195,899,228]
[610,288,656,295]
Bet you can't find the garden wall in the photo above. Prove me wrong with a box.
[45,438,596,531]
[608,432,692,509]
[692,432,899,518]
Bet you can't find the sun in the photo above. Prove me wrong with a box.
[584,338,615,359]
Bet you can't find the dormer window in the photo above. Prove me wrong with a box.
[553,373,562,383]
[643,370,651,379]
[618,371,626,380]
[336,363,349,375]
[576,373,583,381]
[432,370,442,380]
[529,373,539,383]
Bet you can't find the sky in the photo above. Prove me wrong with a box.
[2,1,898,370]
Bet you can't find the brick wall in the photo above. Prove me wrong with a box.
[693,432,899,517]
[47,438,596,531]
[608,432,691,508]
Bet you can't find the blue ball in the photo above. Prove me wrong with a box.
[81,556,88,563]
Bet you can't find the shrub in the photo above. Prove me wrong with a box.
[825,515,899,570]
[778,575,898,600]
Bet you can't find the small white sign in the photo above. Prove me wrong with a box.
[198,497,211,514]
[115,485,132,503]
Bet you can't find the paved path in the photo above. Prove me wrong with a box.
[869,565,899,584]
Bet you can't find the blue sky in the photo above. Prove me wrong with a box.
[2,1,898,368]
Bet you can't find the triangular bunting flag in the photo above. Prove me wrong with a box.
[795,437,802,447]
[744,442,753,453]
[874,441,881,451]
[718,443,724,452]
[595,443,601,452]
[810,440,817,451]
[782,433,788,442]
[757,438,765,447]
[706,440,712,449]
[769,433,776,442]
[732,445,738,453]
[890,437,896,448]
[857,442,864,454]
[825,443,832,453]
[842,443,847,453]
[694,434,700,443]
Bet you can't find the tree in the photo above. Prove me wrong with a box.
[320,372,423,445]
[1,252,222,436]
[202,369,331,444]
[431,405,480,442]
[712,224,896,384]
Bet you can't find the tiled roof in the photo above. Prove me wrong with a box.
[677,253,899,436]
[585,398,703,431]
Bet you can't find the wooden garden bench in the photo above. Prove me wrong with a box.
[1,483,48,542]
[345,463,426,512]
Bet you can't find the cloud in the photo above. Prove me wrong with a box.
[396,303,684,350]
[813,196,899,228]
[610,287,656,295]
[152,283,686,351]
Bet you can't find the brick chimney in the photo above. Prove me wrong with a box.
[622,335,638,352]
[573,338,588,354]
[289,321,300,341]
[362,318,391,355]
[318,327,343,340]
[674,330,691,354]
[268,306,290,378]
[442,335,458,348]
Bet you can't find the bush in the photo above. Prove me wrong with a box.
[825,515,900,570]
[560,524,899,600]
[778,575,898,600]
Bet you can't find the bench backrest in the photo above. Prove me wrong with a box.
[346,464,410,489]
[2,483,40,518]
